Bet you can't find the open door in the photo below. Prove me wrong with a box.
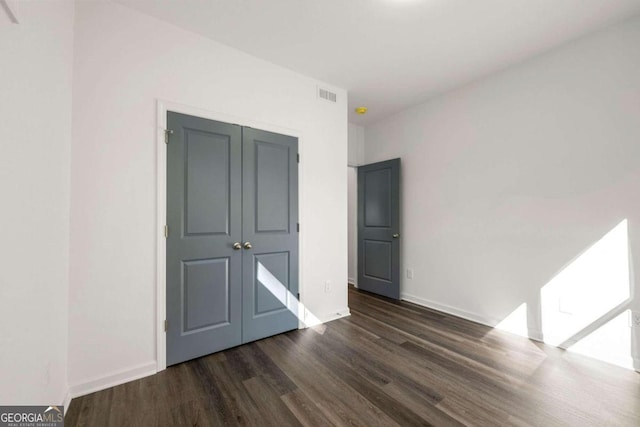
[357,158,401,299]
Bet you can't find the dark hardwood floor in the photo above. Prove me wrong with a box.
[66,286,640,426]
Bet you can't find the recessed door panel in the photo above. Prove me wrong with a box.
[255,141,290,233]
[363,240,392,282]
[183,258,229,332]
[185,129,230,236]
[254,252,290,316]
[364,168,391,228]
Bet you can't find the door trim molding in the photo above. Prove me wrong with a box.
[155,99,305,372]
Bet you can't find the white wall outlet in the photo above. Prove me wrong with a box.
[406,269,414,279]
[324,280,332,293]
[632,311,640,327]
[558,298,574,315]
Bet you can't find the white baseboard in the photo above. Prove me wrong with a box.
[401,292,545,342]
[401,292,501,327]
[58,309,640,414]
[527,330,544,342]
[348,278,357,287]
[302,306,351,327]
[62,388,72,415]
[65,308,350,402]
[68,361,157,400]
[319,308,351,323]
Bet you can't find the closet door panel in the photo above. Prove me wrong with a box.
[166,112,242,366]
[242,128,299,343]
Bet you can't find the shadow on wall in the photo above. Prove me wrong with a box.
[495,219,637,370]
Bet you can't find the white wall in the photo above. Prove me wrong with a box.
[69,2,348,393]
[365,17,640,368]
[0,2,74,405]
[347,123,364,285]
[348,123,365,167]
[347,167,358,285]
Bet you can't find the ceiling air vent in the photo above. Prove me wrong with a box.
[318,87,337,103]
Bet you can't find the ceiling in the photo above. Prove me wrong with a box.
[115,0,640,125]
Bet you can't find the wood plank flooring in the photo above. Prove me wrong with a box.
[65,286,640,426]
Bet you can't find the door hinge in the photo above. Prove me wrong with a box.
[164,320,168,332]
[164,225,169,238]
[297,153,300,163]
[297,293,300,300]
[297,223,300,232]
[164,129,173,144]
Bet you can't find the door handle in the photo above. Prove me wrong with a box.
[243,242,253,249]
[392,234,400,238]
[232,242,242,250]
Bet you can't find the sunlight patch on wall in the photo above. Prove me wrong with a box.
[541,219,630,347]
[568,310,634,370]
[496,303,528,337]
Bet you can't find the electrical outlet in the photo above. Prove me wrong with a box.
[632,311,640,327]
[324,280,332,293]
[406,269,414,279]
[558,298,574,315]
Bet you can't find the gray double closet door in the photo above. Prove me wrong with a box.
[166,112,299,366]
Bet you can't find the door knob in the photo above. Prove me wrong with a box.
[243,242,252,249]
[232,242,242,250]
[392,234,400,238]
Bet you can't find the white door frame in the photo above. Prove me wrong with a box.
[155,99,305,372]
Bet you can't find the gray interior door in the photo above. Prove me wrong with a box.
[358,158,401,299]
[166,112,242,366]
[166,113,299,366]
[241,128,299,343]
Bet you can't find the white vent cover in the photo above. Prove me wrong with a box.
[318,87,337,103]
